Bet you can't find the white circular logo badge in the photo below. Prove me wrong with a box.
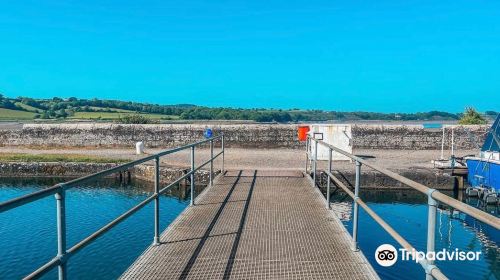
[375,244,398,267]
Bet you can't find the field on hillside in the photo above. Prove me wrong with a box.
[0,108,35,120]
[88,106,134,112]
[14,102,43,113]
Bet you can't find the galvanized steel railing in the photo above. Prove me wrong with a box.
[306,136,500,280]
[0,135,225,280]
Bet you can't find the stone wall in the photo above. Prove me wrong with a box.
[0,162,119,177]
[313,169,456,190]
[0,161,214,185]
[132,164,215,185]
[353,124,487,150]
[0,123,488,150]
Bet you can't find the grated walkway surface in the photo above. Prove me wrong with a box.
[121,170,379,279]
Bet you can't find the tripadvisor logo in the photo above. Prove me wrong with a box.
[375,244,482,267]
[375,244,398,267]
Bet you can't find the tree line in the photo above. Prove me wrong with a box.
[0,94,497,123]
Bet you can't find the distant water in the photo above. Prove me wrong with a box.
[423,123,443,129]
[0,177,197,279]
[328,189,499,280]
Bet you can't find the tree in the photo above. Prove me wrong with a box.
[458,107,487,125]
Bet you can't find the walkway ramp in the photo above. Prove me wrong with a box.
[121,170,379,279]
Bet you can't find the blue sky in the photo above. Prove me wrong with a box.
[0,0,499,112]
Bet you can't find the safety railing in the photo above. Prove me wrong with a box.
[0,135,225,280]
[306,136,500,280]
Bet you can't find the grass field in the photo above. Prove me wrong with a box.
[14,102,43,113]
[88,106,135,113]
[0,107,179,121]
[0,108,36,120]
[69,111,179,120]
[0,153,129,163]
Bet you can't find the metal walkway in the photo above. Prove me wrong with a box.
[121,170,379,280]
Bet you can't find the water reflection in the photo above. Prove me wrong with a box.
[0,177,206,279]
[0,176,207,202]
[326,187,499,280]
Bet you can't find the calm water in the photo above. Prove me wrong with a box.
[1,178,499,280]
[328,188,499,280]
[0,177,199,279]
[423,123,443,129]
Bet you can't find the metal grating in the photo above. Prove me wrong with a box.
[120,170,379,280]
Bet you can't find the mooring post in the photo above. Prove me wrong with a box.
[352,160,361,251]
[190,146,195,206]
[313,139,318,186]
[210,139,214,187]
[55,189,67,280]
[153,156,160,245]
[221,135,225,173]
[426,189,438,280]
[326,148,332,209]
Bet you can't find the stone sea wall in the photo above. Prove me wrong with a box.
[132,164,215,185]
[0,162,214,185]
[0,161,457,189]
[0,162,119,177]
[0,123,488,150]
[313,169,456,190]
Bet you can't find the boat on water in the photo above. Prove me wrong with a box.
[465,114,500,203]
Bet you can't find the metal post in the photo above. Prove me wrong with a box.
[305,137,309,173]
[221,135,225,173]
[153,156,160,245]
[210,139,214,187]
[352,161,361,251]
[451,127,455,157]
[313,139,318,185]
[426,190,437,280]
[440,127,445,160]
[326,148,332,209]
[55,190,67,280]
[190,146,195,206]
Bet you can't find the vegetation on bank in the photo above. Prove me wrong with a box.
[0,94,497,123]
[116,114,158,124]
[0,153,129,163]
[458,107,488,125]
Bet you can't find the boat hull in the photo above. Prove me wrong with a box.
[466,157,500,191]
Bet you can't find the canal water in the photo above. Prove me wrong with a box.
[0,177,200,279]
[328,188,499,280]
[1,178,498,279]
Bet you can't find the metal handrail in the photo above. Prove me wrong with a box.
[306,136,500,280]
[0,135,225,280]
[325,170,447,280]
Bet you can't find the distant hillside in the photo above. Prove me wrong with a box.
[0,94,497,123]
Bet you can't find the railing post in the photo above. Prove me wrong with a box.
[352,160,361,251]
[426,189,438,280]
[153,156,160,245]
[313,139,318,186]
[210,139,214,187]
[190,146,195,206]
[55,189,67,280]
[305,137,309,173]
[222,135,225,173]
[326,148,332,209]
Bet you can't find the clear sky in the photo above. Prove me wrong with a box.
[0,1,499,112]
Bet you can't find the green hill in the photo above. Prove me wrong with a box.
[0,108,36,120]
[0,94,496,123]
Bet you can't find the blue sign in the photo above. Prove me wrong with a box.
[204,128,213,139]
